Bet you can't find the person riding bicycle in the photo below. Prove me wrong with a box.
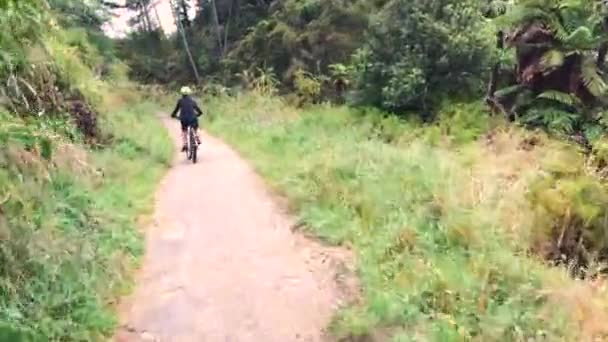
[171,86,203,152]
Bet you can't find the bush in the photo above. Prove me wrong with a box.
[0,102,171,340]
[528,149,608,277]
[350,0,494,114]
[293,69,322,106]
[436,101,493,144]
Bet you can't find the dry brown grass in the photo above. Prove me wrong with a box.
[470,128,608,340]
[543,273,608,341]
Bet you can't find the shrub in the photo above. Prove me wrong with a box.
[528,150,608,277]
[350,0,494,114]
[293,69,322,106]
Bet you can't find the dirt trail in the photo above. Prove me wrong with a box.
[115,117,353,342]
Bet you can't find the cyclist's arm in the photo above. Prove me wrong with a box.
[171,100,181,118]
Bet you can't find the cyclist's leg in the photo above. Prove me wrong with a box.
[180,120,188,151]
[192,119,201,144]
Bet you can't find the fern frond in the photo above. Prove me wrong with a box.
[494,84,526,98]
[563,26,595,50]
[494,6,550,30]
[537,90,581,107]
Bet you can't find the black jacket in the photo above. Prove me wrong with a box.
[171,95,203,121]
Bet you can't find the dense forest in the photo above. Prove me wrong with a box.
[3,0,608,340]
[124,0,608,129]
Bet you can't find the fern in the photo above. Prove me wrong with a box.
[545,110,577,133]
[496,0,602,51]
[536,90,581,107]
[522,107,578,134]
[494,84,525,98]
[563,26,594,49]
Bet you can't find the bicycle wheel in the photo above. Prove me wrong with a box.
[186,127,192,160]
[189,127,197,164]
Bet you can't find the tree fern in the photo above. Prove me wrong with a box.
[496,0,601,50]
[483,0,511,17]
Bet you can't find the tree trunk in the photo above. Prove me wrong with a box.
[136,2,148,32]
[487,30,504,98]
[170,0,200,83]
[223,0,236,56]
[179,0,191,28]
[234,0,241,21]
[152,0,165,37]
[210,0,224,55]
[598,44,607,70]
[139,0,154,32]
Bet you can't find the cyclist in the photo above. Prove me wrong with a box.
[171,86,203,152]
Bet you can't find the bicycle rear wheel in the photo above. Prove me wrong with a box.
[189,127,197,164]
[186,127,193,160]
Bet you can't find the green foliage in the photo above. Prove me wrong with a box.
[115,31,171,83]
[0,0,48,76]
[435,101,493,144]
[522,108,579,134]
[527,148,608,276]
[237,67,280,96]
[328,63,351,79]
[536,90,582,108]
[293,69,322,106]
[49,0,113,30]
[225,0,373,84]
[0,102,171,340]
[0,1,169,339]
[491,0,608,136]
[121,0,377,91]
[350,0,494,113]
[0,114,56,159]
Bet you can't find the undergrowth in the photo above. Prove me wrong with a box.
[0,101,171,340]
[0,2,174,339]
[205,93,608,341]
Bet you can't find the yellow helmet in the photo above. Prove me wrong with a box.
[180,86,192,95]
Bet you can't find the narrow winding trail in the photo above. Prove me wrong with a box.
[115,117,352,342]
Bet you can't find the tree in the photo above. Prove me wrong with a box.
[225,0,374,87]
[489,0,608,121]
[178,0,192,28]
[125,0,156,33]
[350,0,493,115]
[170,0,200,83]
[483,1,510,116]
[49,0,116,30]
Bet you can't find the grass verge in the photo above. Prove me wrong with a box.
[205,93,608,341]
[0,101,171,341]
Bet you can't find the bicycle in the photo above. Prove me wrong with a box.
[185,125,199,164]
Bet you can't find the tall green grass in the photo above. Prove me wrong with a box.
[205,93,608,341]
[0,101,171,340]
[0,3,173,339]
